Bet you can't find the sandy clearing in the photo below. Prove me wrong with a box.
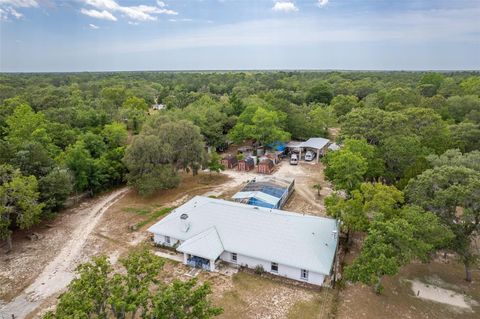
[409,279,477,310]
[0,188,130,319]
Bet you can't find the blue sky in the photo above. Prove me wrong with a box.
[0,0,479,72]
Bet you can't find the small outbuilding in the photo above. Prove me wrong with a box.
[238,157,255,172]
[257,158,275,174]
[221,154,238,169]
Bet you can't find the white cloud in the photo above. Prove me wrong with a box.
[0,6,24,20]
[0,0,38,7]
[8,7,21,17]
[272,1,298,13]
[82,0,177,22]
[89,23,99,29]
[81,8,117,21]
[0,0,36,20]
[84,0,117,10]
[317,0,328,7]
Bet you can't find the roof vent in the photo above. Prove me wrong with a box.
[180,213,189,220]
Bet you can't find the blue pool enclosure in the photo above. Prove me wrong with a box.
[232,177,295,209]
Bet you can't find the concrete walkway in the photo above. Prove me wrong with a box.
[154,250,184,263]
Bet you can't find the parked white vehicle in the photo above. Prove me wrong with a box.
[305,150,317,161]
[290,153,299,165]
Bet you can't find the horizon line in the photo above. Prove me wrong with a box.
[2,68,480,75]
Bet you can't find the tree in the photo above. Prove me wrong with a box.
[124,115,206,196]
[180,96,229,149]
[47,256,112,318]
[102,122,128,148]
[306,82,334,104]
[120,96,149,133]
[229,92,245,116]
[39,167,74,213]
[60,140,95,193]
[151,279,223,319]
[450,122,480,153]
[0,164,44,251]
[418,73,444,96]
[228,106,290,145]
[380,135,426,181]
[124,135,180,196]
[331,95,359,118]
[324,150,368,192]
[326,182,404,244]
[340,108,407,145]
[4,103,49,144]
[401,108,451,154]
[108,249,165,318]
[44,249,222,319]
[443,95,480,123]
[342,138,385,180]
[405,166,480,282]
[207,152,225,174]
[460,76,480,96]
[325,191,367,244]
[345,205,452,293]
[427,149,480,172]
[307,105,334,137]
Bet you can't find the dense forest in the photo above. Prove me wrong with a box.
[1,71,479,293]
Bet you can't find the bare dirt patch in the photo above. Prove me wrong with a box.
[408,278,477,310]
[336,259,480,319]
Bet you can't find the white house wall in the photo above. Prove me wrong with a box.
[219,251,325,286]
[153,233,326,286]
[153,234,182,248]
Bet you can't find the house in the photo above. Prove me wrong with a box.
[148,196,339,286]
[152,103,166,110]
[238,157,255,171]
[221,154,238,169]
[232,176,294,209]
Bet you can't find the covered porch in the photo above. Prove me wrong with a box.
[177,226,224,272]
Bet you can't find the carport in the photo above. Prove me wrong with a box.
[298,138,330,163]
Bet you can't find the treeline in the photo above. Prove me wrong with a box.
[320,72,480,292]
[1,71,479,252]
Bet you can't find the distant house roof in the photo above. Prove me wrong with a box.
[299,137,330,150]
[148,196,339,274]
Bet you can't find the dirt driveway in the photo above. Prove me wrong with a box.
[0,188,129,318]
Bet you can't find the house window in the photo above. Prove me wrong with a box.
[301,269,309,281]
[165,236,171,244]
[231,253,237,262]
[271,262,278,273]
